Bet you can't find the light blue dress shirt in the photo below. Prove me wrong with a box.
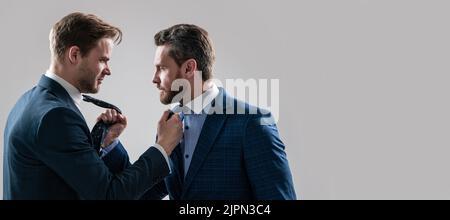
[181,112,208,176]
[172,84,219,176]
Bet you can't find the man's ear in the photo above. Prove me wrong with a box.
[182,59,197,79]
[67,46,81,65]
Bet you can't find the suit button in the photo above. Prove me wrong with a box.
[185,154,189,159]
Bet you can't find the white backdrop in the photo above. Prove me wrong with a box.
[1,0,450,199]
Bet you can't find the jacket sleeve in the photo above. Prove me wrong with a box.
[34,107,169,199]
[102,142,132,174]
[139,180,168,200]
[243,113,297,200]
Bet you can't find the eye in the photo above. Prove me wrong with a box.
[100,58,109,64]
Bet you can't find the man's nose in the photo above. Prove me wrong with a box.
[104,67,111,75]
[152,72,160,84]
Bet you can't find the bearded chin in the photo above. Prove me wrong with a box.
[78,78,98,94]
[77,64,98,93]
[161,90,182,105]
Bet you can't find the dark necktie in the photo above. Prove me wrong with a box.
[82,95,122,154]
[82,95,122,114]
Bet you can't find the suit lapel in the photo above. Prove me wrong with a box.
[177,87,233,198]
[181,112,227,197]
[167,142,184,199]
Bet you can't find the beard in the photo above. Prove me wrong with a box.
[160,88,182,105]
[159,74,186,105]
[77,62,99,94]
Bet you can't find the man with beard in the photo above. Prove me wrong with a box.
[142,24,296,200]
[3,12,183,199]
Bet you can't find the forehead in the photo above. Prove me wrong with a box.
[89,38,114,57]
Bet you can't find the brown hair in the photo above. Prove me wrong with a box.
[154,24,215,81]
[50,12,122,60]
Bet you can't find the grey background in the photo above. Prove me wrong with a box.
[1,0,449,199]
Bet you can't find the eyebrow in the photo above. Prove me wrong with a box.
[100,57,110,61]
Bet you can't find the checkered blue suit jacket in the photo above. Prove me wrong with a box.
[142,88,296,200]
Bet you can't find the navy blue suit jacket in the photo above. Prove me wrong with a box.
[142,88,297,200]
[3,75,168,199]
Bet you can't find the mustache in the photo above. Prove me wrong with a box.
[156,85,165,90]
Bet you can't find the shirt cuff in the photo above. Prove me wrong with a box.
[99,139,119,158]
[152,143,171,172]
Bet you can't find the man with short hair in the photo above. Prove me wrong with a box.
[3,12,183,199]
[142,24,296,200]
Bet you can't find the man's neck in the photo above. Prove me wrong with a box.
[48,63,80,91]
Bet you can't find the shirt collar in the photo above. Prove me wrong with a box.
[171,83,219,114]
[45,70,83,109]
